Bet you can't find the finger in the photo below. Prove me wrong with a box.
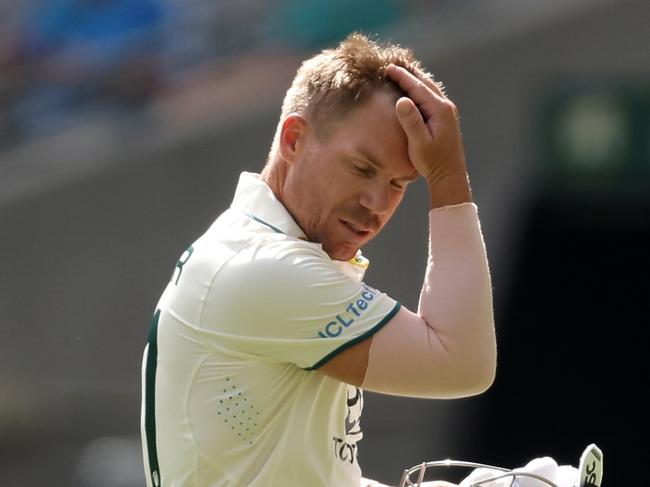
[413,65,446,97]
[386,64,446,107]
[395,97,430,147]
[386,65,446,122]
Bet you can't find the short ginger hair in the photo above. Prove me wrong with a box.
[269,33,428,158]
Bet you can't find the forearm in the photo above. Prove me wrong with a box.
[418,202,496,385]
[361,203,496,398]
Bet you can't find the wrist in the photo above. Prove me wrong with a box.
[426,173,473,209]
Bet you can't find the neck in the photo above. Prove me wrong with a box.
[261,157,288,204]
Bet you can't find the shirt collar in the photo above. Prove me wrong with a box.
[230,172,307,239]
[230,171,370,275]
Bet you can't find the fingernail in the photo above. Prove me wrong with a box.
[397,100,411,115]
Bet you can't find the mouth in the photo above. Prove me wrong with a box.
[340,220,372,240]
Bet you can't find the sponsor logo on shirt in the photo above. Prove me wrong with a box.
[332,386,364,465]
[316,285,378,338]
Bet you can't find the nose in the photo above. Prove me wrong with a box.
[358,182,394,216]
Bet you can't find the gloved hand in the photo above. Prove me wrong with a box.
[457,444,602,487]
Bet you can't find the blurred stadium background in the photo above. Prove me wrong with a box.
[1,0,648,485]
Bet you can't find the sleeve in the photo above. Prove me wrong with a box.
[361,203,496,398]
[196,241,400,369]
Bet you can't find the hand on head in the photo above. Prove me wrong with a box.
[386,64,472,208]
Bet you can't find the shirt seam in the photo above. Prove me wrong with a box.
[196,238,259,335]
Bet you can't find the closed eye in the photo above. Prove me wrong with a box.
[352,162,375,177]
[391,180,407,191]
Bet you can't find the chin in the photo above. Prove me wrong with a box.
[324,244,358,262]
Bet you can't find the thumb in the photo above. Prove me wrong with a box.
[395,97,429,142]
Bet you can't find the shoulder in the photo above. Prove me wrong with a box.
[216,236,344,298]
[200,236,361,331]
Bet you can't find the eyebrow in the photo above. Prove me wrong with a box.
[356,148,418,182]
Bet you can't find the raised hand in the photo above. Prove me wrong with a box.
[386,64,472,208]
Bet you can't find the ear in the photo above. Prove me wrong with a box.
[279,113,307,164]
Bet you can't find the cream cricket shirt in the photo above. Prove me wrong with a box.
[141,172,400,487]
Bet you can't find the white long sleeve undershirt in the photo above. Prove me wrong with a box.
[361,203,496,398]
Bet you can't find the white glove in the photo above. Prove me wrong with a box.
[458,456,573,487]
[457,444,602,487]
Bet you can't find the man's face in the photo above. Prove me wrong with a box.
[284,89,418,261]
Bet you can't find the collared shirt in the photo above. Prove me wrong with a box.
[141,172,400,487]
